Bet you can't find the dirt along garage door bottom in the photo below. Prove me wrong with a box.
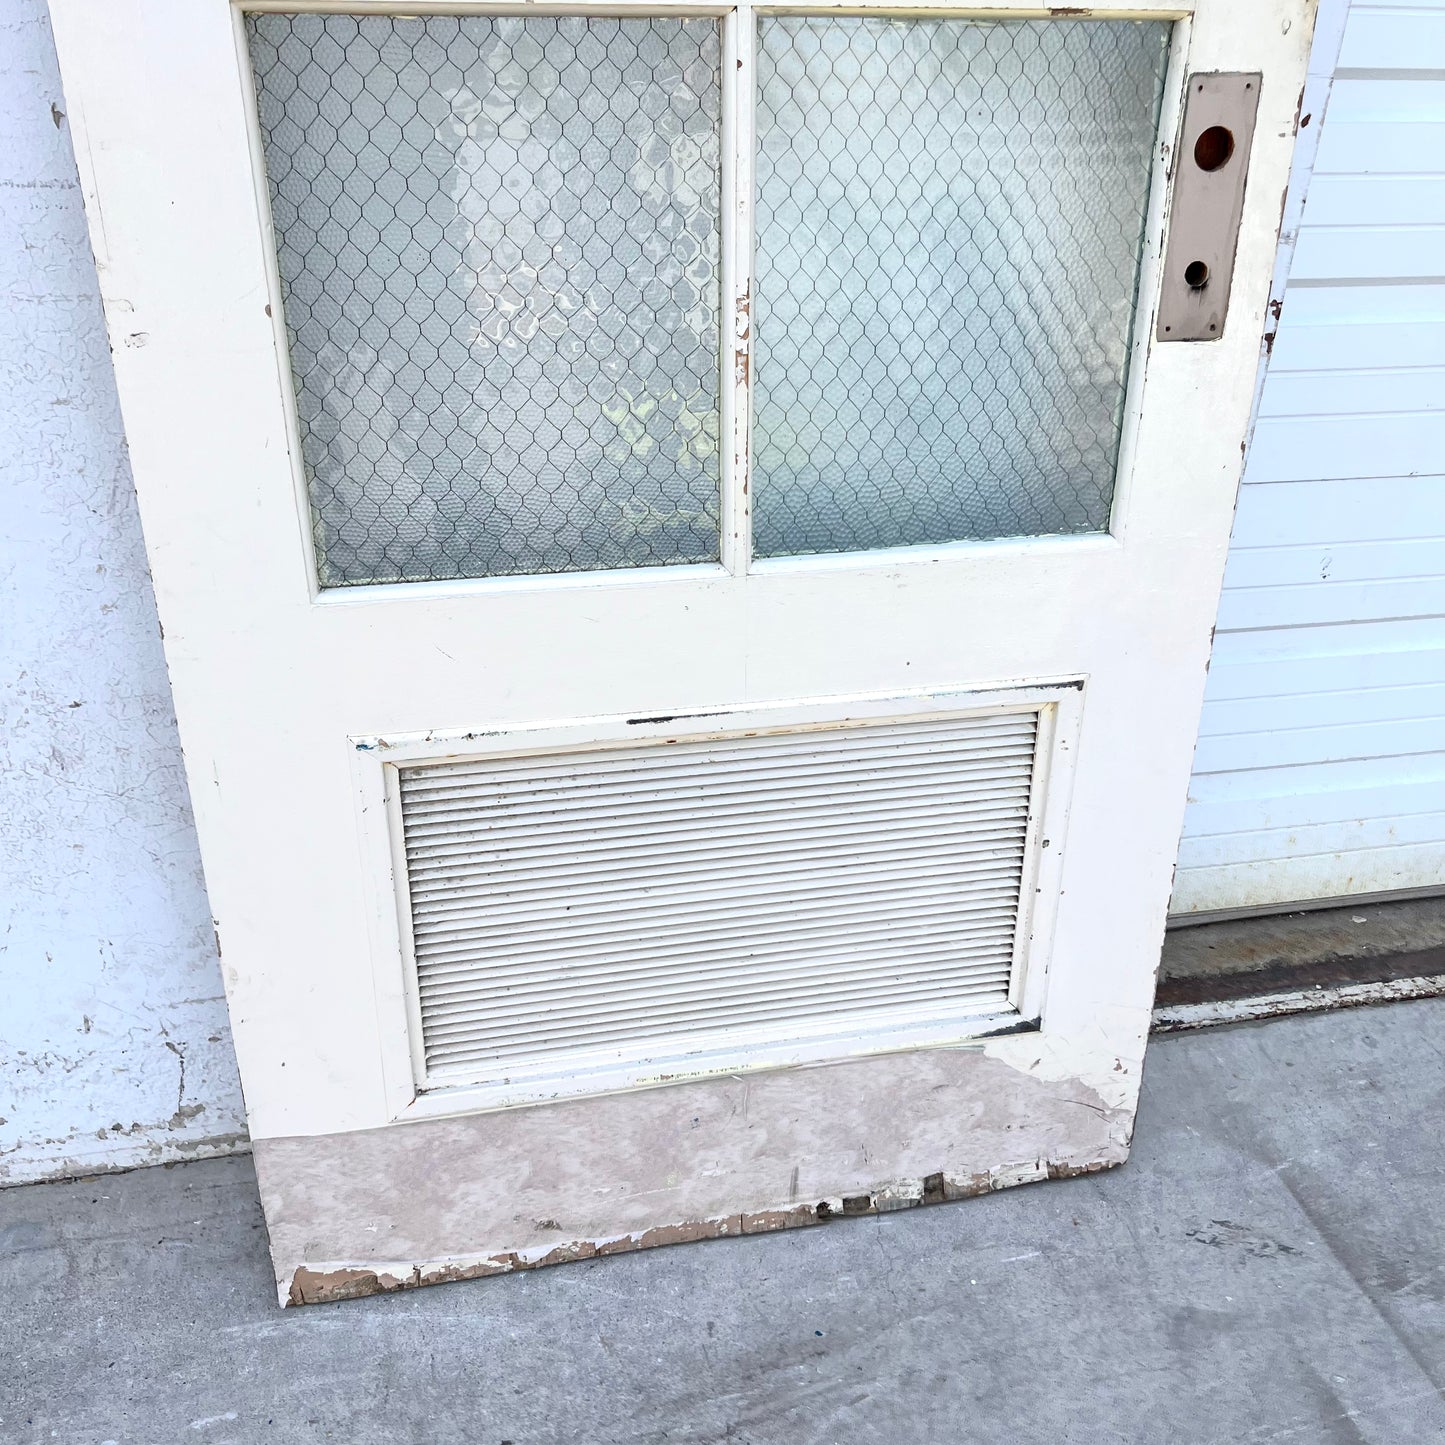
[1155,894,1445,1031]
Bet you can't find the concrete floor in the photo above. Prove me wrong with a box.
[3,1001,1445,1444]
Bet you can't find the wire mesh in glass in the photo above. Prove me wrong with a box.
[247,14,722,586]
[752,17,1172,558]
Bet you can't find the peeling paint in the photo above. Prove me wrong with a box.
[284,1149,1125,1306]
[733,283,750,388]
[257,1044,1129,1307]
[1154,973,1445,1032]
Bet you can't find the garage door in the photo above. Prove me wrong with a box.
[1173,0,1445,917]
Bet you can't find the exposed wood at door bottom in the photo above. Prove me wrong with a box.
[285,1155,1120,1306]
[257,1043,1131,1307]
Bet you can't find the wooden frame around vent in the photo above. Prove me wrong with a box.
[351,680,1082,1121]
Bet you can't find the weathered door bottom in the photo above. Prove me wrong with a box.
[258,1043,1130,1307]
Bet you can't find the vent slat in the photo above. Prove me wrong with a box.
[410,850,1026,937]
[423,969,1015,1068]
[399,717,1038,793]
[399,711,1039,1085]
[404,814,1028,890]
[418,933,1020,1018]
[401,773,1034,854]
[412,879,1023,968]
[398,743,1036,823]
[414,906,1022,987]
[402,789,1033,875]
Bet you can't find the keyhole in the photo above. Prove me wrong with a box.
[1184,260,1210,289]
[1194,125,1235,172]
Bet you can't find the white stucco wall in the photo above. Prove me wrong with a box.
[1,0,248,1184]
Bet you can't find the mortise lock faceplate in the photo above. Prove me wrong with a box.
[1157,72,1262,342]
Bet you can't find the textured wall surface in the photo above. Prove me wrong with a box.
[0,0,247,1184]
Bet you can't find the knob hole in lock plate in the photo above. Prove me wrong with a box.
[1193,124,1234,172]
[1184,259,1209,290]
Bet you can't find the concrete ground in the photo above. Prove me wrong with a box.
[3,1000,1444,1445]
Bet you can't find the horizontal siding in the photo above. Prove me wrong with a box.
[1268,319,1445,370]
[1178,811,1445,871]
[1291,228,1445,281]
[1201,643,1445,699]
[1214,577,1445,629]
[1336,5,1445,68]
[1233,476,1445,544]
[1194,717,1445,773]
[1259,368,1443,414]
[1220,538,1445,587]
[1198,681,1445,735]
[1174,0,1445,916]
[1300,175,1445,226]
[1177,846,1445,914]
[1245,413,1445,482]
[1314,120,1445,172]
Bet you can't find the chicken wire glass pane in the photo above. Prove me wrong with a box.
[246,14,722,586]
[752,17,1171,558]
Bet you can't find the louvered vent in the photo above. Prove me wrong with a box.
[399,710,1040,1087]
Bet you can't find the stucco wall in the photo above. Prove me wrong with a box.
[0,0,247,1184]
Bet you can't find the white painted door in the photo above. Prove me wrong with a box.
[1174,0,1445,917]
[50,0,1314,1302]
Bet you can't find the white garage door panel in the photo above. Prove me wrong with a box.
[1173,0,1445,917]
[1261,369,1445,415]
[1337,7,1445,68]
[1181,757,1445,907]
[1302,175,1445,226]
[1178,811,1445,872]
[1246,414,1445,482]
[1291,228,1445,282]
[1314,120,1445,173]
[1215,576,1445,631]
[1269,318,1445,372]
[1326,77,1445,123]
[1221,539,1445,588]
[1194,717,1445,774]
[1178,845,1445,911]
[1203,643,1445,700]
[1233,477,1445,545]
[1199,681,1445,735]
[1187,762,1445,834]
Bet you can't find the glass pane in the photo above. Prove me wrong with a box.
[752,17,1171,558]
[247,15,722,586]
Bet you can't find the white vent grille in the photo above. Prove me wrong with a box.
[398,710,1039,1086]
